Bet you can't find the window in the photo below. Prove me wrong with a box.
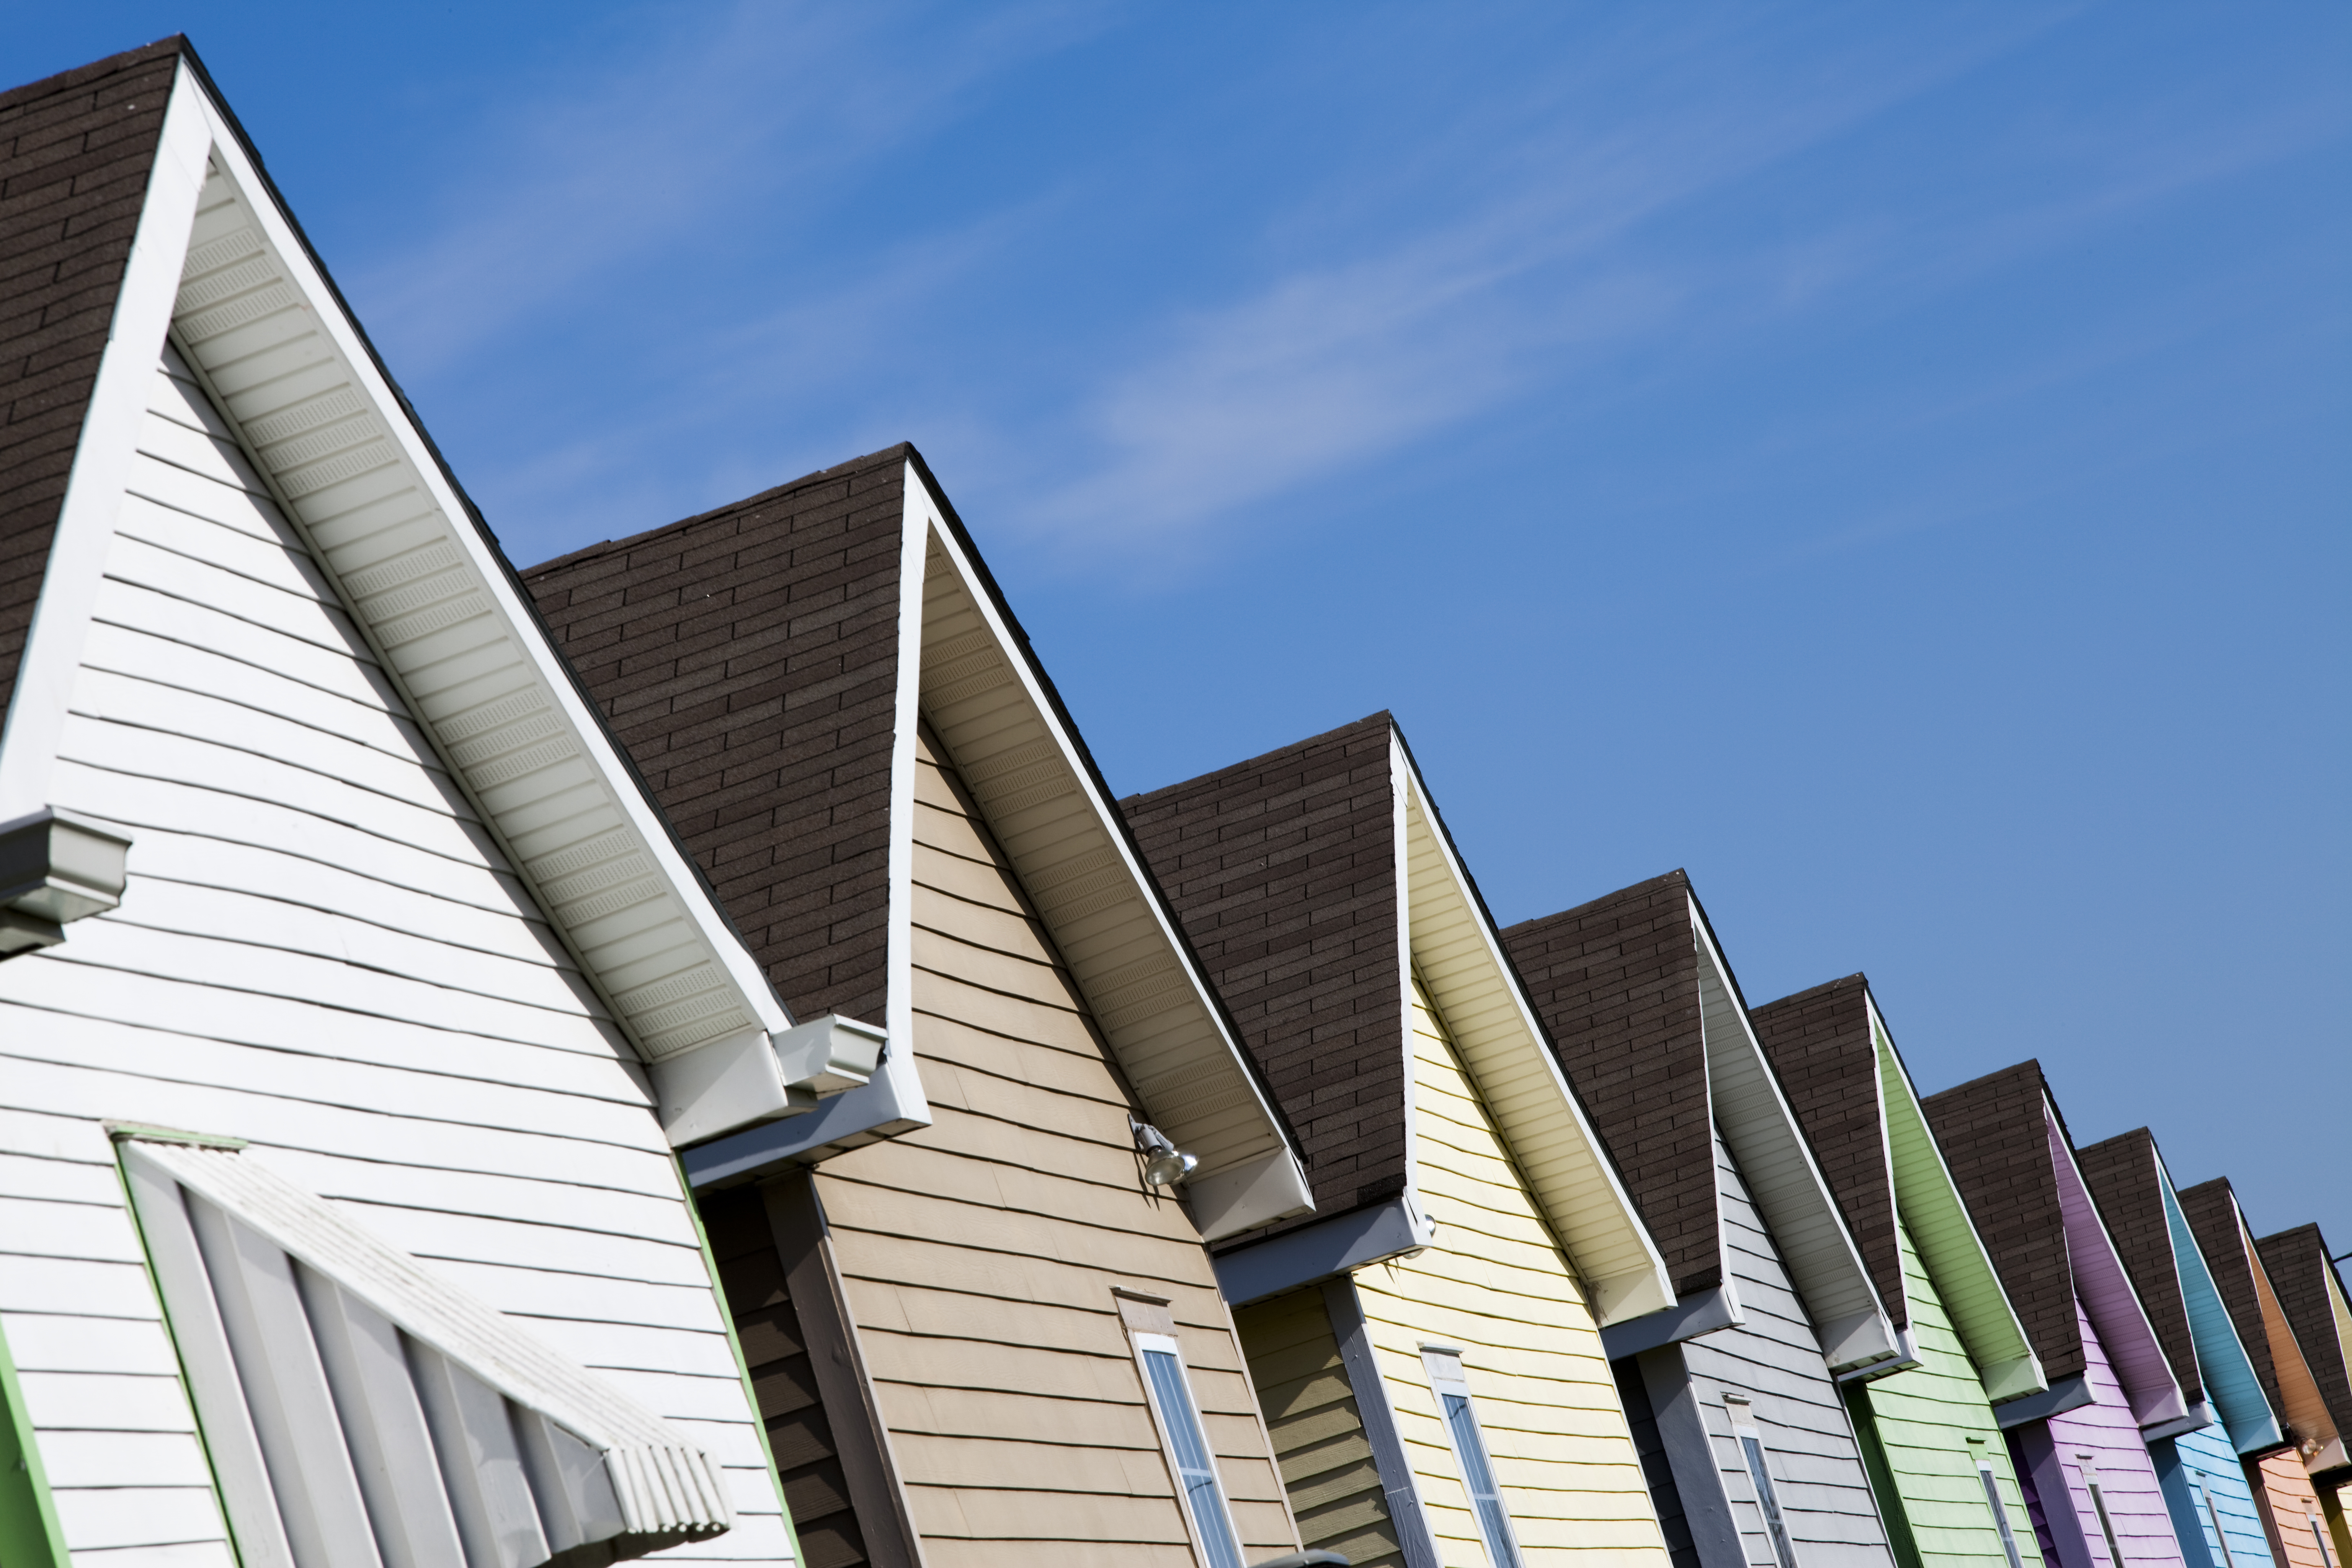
[1130,1331,1246,1568]
[1970,1438,2026,1568]
[2189,1473,2236,1568]
[2078,1454,2127,1568]
[121,1134,730,1568]
[2310,1512,2339,1568]
[1724,1395,1798,1568]
[1421,1346,1522,1568]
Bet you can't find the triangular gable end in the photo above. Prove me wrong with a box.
[0,48,808,1118]
[526,451,1312,1238]
[1686,892,1899,1374]
[2182,1180,2341,1468]
[2074,1129,2211,1415]
[2256,1226,2352,1477]
[1503,875,1899,1367]
[1395,732,1672,1326]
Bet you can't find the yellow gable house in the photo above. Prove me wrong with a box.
[1125,714,1677,1568]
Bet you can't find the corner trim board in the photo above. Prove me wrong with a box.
[1320,1277,1441,1568]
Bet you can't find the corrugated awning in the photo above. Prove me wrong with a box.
[120,1134,730,1568]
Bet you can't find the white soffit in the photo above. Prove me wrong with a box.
[1691,906,1891,1354]
[155,79,783,1062]
[1396,742,1673,1326]
[909,482,1307,1230]
[2042,1100,2187,1425]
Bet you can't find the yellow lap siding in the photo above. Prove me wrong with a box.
[1352,979,1671,1568]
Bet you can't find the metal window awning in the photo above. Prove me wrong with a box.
[120,1134,731,1568]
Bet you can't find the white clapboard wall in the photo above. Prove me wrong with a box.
[0,343,788,1564]
[1681,1124,1896,1568]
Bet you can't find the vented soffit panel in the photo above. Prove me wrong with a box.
[913,490,1310,1239]
[1393,733,1673,1326]
[69,64,792,1068]
[122,1137,730,1565]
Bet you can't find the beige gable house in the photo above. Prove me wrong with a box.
[526,450,1321,1568]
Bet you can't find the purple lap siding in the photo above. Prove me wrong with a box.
[2011,1295,2187,1568]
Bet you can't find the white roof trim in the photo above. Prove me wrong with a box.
[1690,904,1897,1370]
[2042,1098,2188,1426]
[0,65,212,820]
[136,68,786,1061]
[1395,738,1673,1326]
[124,1138,730,1550]
[910,474,1309,1239]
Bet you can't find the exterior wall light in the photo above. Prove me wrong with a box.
[1132,1117,1199,1187]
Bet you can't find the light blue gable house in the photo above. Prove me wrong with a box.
[2076,1129,2283,1568]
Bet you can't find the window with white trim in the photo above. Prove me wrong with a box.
[1123,1311,1246,1568]
[2309,1511,2339,1568]
[1970,1437,2026,1568]
[2188,1472,2237,1568]
[120,1134,730,1568]
[1724,1394,1798,1568]
[1421,1345,1523,1568]
[2078,1452,2126,1568]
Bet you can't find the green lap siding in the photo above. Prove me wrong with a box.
[1853,1216,2043,1568]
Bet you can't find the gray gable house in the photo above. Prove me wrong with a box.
[1503,871,1904,1568]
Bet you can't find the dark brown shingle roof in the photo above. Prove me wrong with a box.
[1501,871,1720,1299]
[1120,714,1408,1217]
[2176,1178,2292,1430]
[2074,1128,2204,1407]
[1919,1060,2085,1383]
[0,38,185,740]
[2255,1225,2352,1444]
[525,447,911,1025]
[1750,975,1908,1330]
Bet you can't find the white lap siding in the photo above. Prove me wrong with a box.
[1681,1126,1897,1568]
[0,351,785,1563]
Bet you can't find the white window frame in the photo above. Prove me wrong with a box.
[2310,1511,2339,1568]
[1421,1344,1523,1568]
[1130,1330,1246,1568]
[1724,1393,1799,1568]
[2187,1471,2237,1568]
[1970,1437,2027,1568]
[2078,1452,2127,1568]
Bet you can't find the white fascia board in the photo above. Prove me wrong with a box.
[2041,1098,2187,1426]
[1690,903,1895,1364]
[1393,740,1672,1326]
[1391,733,1418,1199]
[909,466,1304,1203]
[872,479,933,1123]
[0,65,212,820]
[184,82,784,1043]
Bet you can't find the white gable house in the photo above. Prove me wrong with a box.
[0,39,844,1568]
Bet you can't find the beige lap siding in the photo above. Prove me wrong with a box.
[1352,980,1670,1568]
[810,732,1294,1568]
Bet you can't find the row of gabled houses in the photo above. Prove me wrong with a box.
[0,34,2341,1568]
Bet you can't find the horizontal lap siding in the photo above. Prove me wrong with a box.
[2033,1299,2184,1568]
[814,734,1291,1567]
[0,353,781,1562]
[1857,1216,2042,1568]
[1681,1125,1895,1568]
[2167,1426,2277,1568]
[1237,1285,1405,1568]
[2248,1453,2328,1568]
[1370,981,1668,1568]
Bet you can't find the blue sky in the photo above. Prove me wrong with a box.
[12,5,2347,1245]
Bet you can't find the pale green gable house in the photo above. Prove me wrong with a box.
[1753,977,2048,1568]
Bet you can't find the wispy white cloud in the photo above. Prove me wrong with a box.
[351,0,1113,372]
